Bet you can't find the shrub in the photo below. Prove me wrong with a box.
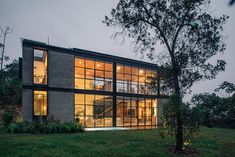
[15,116,23,123]
[7,121,84,134]
[2,112,13,126]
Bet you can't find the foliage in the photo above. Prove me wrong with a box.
[215,81,235,97]
[103,0,228,94]
[230,0,235,5]
[161,95,202,145]
[2,112,13,126]
[103,0,228,150]
[0,60,21,110]
[6,121,84,134]
[192,92,235,128]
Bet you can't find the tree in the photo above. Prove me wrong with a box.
[192,92,235,128]
[215,81,235,97]
[0,26,13,71]
[103,0,228,151]
[230,0,235,5]
[0,60,21,110]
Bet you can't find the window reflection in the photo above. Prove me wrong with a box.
[34,49,47,84]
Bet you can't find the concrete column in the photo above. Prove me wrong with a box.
[22,89,33,122]
[22,47,33,85]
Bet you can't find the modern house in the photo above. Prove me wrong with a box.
[21,39,167,129]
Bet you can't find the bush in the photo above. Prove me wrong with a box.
[160,95,202,144]
[2,112,13,126]
[7,121,84,134]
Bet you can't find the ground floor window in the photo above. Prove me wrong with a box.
[75,94,113,127]
[75,93,158,128]
[33,91,47,116]
[116,97,157,127]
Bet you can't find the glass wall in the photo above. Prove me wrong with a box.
[116,64,157,95]
[75,94,113,127]
[34,49,47,84]
[116,96,158,127]
[34,91,47,116]
[75,57,113,91]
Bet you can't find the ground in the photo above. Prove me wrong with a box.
[0,126,234,157]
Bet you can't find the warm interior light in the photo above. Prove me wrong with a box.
[86,72,89,75]
[117,66,121,71]
[43,105,47,113]
[97,64,100,67]
[79,61,82,64]
[139,70,143,74]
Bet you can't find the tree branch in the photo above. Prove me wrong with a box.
[140,2,172,54]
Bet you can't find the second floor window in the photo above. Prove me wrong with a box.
[34,49,48,85]
[75,57,113,91]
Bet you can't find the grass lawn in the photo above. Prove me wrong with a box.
[0,126,234,157]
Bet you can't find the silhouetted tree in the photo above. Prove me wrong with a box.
[104,0,228,151]
[215,81,235,97]
[0,60,21,110]
[229,0,235,5]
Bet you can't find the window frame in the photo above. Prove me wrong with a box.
[33,49,48,85]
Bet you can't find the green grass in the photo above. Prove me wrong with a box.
[0,126,234,157]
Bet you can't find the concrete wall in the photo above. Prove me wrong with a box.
[157,98,168,125]
[22,47,75,122]
[22,89,33,122]
[48,51,74,88]
[48,91,74,122]
[47,51,75,122]
[22,47,33,85]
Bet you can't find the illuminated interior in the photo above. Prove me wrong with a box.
[75,94,113,127]
[116,64,157,94]
[34,91,47,116]
[75,57,113,91]
[116,97,158,127]
[34,49,47,84]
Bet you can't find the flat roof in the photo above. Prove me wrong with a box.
[22,39,158,69]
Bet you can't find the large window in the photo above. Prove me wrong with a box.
[34,49,47,84]
[75,94,113,127]
[34,91,47,116]
[116,64,157,95]
[75,57,113,91]
[116,96,158,127]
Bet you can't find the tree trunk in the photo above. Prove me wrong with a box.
[173,67,183,151]
[0,33,6,71]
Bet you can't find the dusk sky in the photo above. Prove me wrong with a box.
[0,0,234,101]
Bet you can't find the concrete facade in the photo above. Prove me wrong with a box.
[48,51,74,89]
[21,39,167,128]
[48,91,74,122]
[22,89,33,122]
[22,47,33,86]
